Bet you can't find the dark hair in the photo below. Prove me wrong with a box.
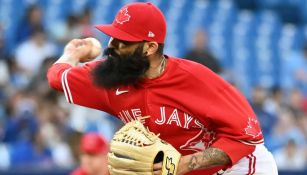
[157,43,164,56]
[67,15,78,26]
[30,26,45,37]
[92,43,150,88]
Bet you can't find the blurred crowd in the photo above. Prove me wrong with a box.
[0,0,306,173]
[0,4,121,172]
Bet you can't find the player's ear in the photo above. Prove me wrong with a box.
[143,42,159,56]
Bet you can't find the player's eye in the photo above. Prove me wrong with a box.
[111,38,143,49]
[118,39,138,46]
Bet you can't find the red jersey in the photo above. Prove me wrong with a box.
[71,168,87,175]
[71,168,109,175]
[48,56,264,175]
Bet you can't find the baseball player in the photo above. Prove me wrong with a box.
[71,133,109,175]
[48,2,277,175]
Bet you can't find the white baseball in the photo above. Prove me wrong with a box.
[84,37,102,59]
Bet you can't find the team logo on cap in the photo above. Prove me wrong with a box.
[148,31,155,38]
[115,7,131,24]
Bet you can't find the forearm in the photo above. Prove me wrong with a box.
[178,147,230,174]
[49,46,84,89]
[55,54,80,67]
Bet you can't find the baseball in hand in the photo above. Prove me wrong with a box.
[84,37,102,59]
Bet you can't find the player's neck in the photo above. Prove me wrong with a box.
[145,55,167,79]
[89,169,108,175]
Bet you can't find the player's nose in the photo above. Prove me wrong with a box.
[108,37,117,49]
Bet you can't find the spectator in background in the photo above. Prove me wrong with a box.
[0,25,9,137]
[79,9,95,38]
[68,105,120,141]
[2,89,38,143]
[267,109,306,151]
[185,29,221,74]
[250,86,278,142]
[6,57,30,90]
[274,139,306,171]
[50,15,82,46]
[15,5,44,45]
[9,129,53,169]
[0,59,8,136]
[31,57,74,169]
[2,88,53,169]
[303,97,307,114]
[282,42,307,95]
[0,25,6,59]
[296,112,307,141]
[264,86,285,116]
[0,144,10,169]
[15,27,56,78]
[28,57,58,91]
[50,9,95,45]
[288,88,305,119]
[0,59,9,100]
[71,133,109,175]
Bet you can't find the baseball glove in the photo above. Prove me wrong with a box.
[108,120,181,175]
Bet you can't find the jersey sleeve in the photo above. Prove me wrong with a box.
[47,61,113,113]
[181,63,263,165]
[206,83,260,165]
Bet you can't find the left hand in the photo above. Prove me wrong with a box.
[153,162,162,175]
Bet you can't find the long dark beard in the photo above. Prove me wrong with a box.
[91,44,150,89]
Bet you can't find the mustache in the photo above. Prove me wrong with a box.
[103,47,120,58]
[91,45,150,89]
[109,45,152,72]
[103,47,147,73]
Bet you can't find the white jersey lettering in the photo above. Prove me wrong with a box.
[184,113,193,129]
[155,106,166,125]
[166,108,181,127]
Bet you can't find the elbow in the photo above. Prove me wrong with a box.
[46,63,73,91]
[47,66,63,91]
